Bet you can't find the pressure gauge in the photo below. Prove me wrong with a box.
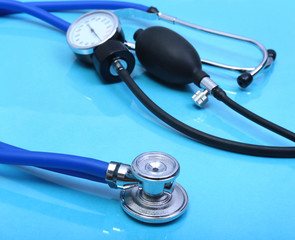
[66,10,124,57]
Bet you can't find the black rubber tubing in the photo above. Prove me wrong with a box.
[118,68,295,158]
[212,87,295,142]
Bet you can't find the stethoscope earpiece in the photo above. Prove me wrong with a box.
[267,49,277,61]
[265,49,277,69]
[237,73,253,88]
[237,49,277,88]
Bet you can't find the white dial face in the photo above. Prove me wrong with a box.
[67,10,119,53]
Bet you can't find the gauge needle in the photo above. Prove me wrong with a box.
[87,24,101,41]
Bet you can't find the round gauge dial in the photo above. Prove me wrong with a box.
[66,10,121,55]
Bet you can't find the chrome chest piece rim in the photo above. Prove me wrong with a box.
[120,152,188,224]
[121,183,188,224]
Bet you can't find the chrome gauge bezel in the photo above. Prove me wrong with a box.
[66,10,121,55]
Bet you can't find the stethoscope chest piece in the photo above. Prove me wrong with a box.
[120,152,188,224]
[121,182,188,224]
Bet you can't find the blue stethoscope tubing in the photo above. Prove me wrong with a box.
[0,0,107,178]
[0,0,71,31]
[0,141,108,183]
[0,0,149,15]
[0,0,149,31]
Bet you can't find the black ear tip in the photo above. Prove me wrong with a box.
[237,73,253,88]
[267,49,277,61]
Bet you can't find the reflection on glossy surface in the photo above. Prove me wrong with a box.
[1,0,295,239]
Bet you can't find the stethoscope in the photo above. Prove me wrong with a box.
[0,0,294,224]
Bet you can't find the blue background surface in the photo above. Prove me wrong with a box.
[0,0,295,239]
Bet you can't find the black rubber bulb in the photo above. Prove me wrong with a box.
[134,26,208,86]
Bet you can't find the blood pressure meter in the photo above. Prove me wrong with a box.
[66,10,124,63]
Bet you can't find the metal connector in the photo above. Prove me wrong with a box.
[192,89,210,107]
[105,162,139,189]
[200,77,218,91]
[124,41,136,51]
[110,59,127,76]
[192,77,218,107]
